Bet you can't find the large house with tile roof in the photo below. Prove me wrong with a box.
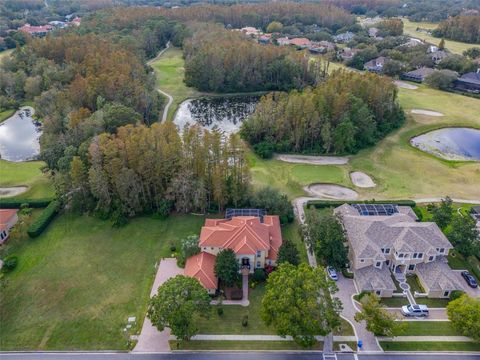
[334,204,460,298]
[184,215,282,294]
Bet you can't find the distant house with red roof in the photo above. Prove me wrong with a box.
[19,24,53,37]
[0,209,18,244]
[184,215,283,294]
[289,38,311,48]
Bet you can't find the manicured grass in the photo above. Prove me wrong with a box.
[380,297,449,308]
[249,83,480,201]
[170,340,323,350]
[150,47,204,121]
[196,284,272,335]
[281,220,308,264]
[380,341,480,352]
[402,19,474,55]
[0,213,206,350]
[333,318,355,337]
[0,108,15,123]
[249,151,350,199]
[399,321,459,336]
[406,274,425,294]
[448,250,480,281]
[0,160,54,200]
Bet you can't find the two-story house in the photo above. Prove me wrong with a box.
[334,204,460,298]
[184,215,282,294]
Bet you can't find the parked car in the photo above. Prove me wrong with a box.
[401,304,429,317]
[327,266,338,281]
[461,271,478,288]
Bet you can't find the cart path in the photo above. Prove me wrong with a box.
[147,42,173,122]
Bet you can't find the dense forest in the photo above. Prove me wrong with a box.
[433,15,480,44]
[68,123,250,224]
[183,25,323,93]
[241,69,405,157]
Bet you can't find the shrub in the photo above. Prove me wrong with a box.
[342,268,354,279]
[450,290,465,301]
[2,256,18,272]
[0,198,52,209]
[217,306,224,317]
[231,289,243,300]
[242,315,249,327]
[170,244,177,252]
[27,200,60,238]
[413,207,423,221]
[252,268,267,282]
[253,141,275,159]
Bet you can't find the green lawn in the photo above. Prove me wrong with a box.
[406,274,425,294]
[402,18,475,55]
[0,213,206,350]
[250,84,480,201]
[0,160,54,200]
[170,340,323,350]
[448,250,480,281]
[0,108,15,123]
[399,321,460,336]
[380,297,449,308]
[380,341,480,352]
[150,47,204,121]
[281,220,308,264]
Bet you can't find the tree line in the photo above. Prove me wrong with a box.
[183,24,323,93]
[433,15,480,44]
[241,69,405,157]
[65,122,250,225]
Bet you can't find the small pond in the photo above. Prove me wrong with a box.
[0,106,41,162]
[173,95,259,134]
[410,127,480,161]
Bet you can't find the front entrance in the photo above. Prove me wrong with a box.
[241,257,250,269]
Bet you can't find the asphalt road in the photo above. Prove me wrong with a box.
[1,353,479,360]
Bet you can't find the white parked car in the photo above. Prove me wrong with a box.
[401,304,429,317]
[327,266,338,281]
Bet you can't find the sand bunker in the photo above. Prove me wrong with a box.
[305,184,358,200]
[350,172,376,188]
[411,109,444,117]
[394,80,418,90]
[275,154,349,165]
[0,186,28,198]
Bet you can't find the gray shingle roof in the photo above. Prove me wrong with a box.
[416,261,461,292]
[335,204,453,259]
[355,266,396,291]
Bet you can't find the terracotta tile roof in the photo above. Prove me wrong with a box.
[290,38,311,47]
[0,209,18,232]
[184,252,217,290]
[199,215,282,260]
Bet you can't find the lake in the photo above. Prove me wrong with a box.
[0,106,41,162]
[410,127,480,161]
[173,95,259,134]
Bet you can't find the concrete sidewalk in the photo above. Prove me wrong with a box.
[378,336,474,342]
[170,334,357,342]
[133,258,183,353]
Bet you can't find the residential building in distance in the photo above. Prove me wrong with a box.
[364,56,388,73]
[184,212,283,293]
[276,37,290,46]
[19,23,53,37]
[333,31,354,43]
[289,37,311,48]
[402,67,436,82]
[335,203,461,298]
[339,47,360,61]
[454,69,480,93]
[0,209,18,244]
[430,50,449,64]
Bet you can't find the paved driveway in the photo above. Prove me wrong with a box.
[133,258,183,353]
[335,274,381,352]
[452,270,480,298]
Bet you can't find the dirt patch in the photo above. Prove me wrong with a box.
[350,172,376,188]
[0,186,28,198]
[305,184,358,200]
[411,109,444,117]
[275,154,349,165]
[394,80,418,90]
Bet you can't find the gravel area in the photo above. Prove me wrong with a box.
[274,154,349,165]
[411,109,444,117]
[350,172,376,188]
[305,184,358,200]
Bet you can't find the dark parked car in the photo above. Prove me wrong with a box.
[461,271,478,288]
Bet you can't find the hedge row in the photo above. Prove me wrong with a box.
[307,199,416,209]
[0,198,53,209]
[27,200,60,238]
